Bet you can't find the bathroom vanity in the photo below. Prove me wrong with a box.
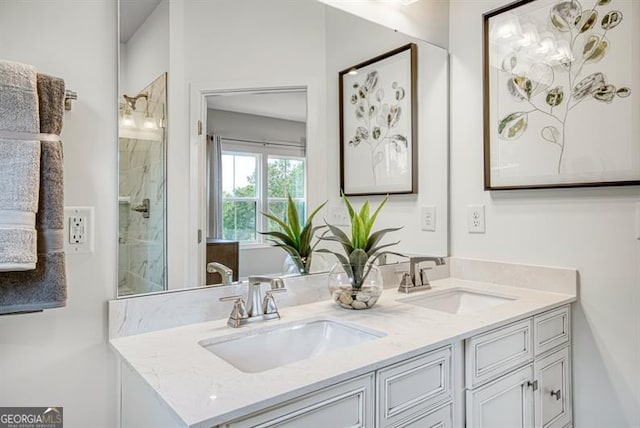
[109,258,576,428]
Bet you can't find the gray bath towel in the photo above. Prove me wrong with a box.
[0,60,41,271]
[0,73,67,314]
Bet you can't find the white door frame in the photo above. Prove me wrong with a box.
[188,77,325,286]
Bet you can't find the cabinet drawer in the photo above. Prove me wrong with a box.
[224,373,374,428]
[534,306,570,356]
[392,402,452,428]
[377,346,452,428]
[466,319,533,388]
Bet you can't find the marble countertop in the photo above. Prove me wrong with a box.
[109,277,576,428]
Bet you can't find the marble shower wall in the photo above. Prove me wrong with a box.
[118,73,167,296]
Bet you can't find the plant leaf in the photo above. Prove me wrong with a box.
[550,1,582,32]
[366,195,389,237]
[577,10,598,33]
[498,112,528,140]
[261,211,294,241]
[512,76,532,100]
[259,230,298,248]
[616,87,631,98]
[365,227,403,253]
[546,86,564,107]
[601,10,623,30]
[541,126,561,144]
[349,248,369,289]
[593,84,616,103]
[286,195,301,247]
[321,223,354,255]
[582,35,609,63]
[572,72,606,101]
[367,240,401,258]
[359,201,370,228]
[341,192,356,221]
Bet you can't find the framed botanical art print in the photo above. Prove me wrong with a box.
[483,0,639,190]
[339,43,417,196]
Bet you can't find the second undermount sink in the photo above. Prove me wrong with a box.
[399,288,516,314]
[199,319,385,373]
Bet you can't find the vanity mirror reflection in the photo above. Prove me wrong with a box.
[117,0,449,298]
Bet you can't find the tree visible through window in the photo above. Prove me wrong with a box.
[220,151,306,243]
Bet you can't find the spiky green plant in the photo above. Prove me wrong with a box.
[318,194,403,290]
[260,195,327,275]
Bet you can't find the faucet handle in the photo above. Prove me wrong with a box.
[219,295,249,326]
[262,288,286,315]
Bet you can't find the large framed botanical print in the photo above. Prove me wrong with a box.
[339,43,418,196]
[483,0,639,189]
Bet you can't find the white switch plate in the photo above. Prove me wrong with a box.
[467,204,486,233]
[421,205,436,231]
[64,206,95,253]
[329,205,350,226]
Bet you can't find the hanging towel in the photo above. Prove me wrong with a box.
[0,60,40,271]
[0,73,67,314]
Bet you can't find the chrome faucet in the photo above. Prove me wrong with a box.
[398,256,446,293]
[207,262,234,285]
[219,276,286,328]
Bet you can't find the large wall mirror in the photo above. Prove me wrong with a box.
[117,0,449,297]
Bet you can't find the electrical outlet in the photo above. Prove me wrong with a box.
[467,205,486,233]
[64,206,95,253]
[421,205,436,231]
[329,205,350,226]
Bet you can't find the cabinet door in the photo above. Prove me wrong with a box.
[534,346,572,428]
[466,365,534,428]
[393,402,453,428]
[224,373,374,428]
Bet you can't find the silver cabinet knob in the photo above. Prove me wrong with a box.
[550,389,562,400]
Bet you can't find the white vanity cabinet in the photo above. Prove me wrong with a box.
[224,346,455,428]
[465,305,572,428]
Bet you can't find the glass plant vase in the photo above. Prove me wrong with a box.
[327,262,383,310]
[281,254,312,275]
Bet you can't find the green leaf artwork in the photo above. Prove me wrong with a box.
[497,0,632,174]
[348,70,408,185]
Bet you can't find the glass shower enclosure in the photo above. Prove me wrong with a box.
[118,73,167,296]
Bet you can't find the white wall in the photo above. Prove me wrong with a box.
[318,0,449,49]
[120,0,168,95]
[449,1,640,426]
[207,109,306,144]
[0,1,117,427]
[325,6,450,257]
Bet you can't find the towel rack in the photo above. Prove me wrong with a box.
[64,90,77,111]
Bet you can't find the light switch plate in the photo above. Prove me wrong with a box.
[64,206,95,254]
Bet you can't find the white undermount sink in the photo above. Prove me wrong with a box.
[399,288,515,314]
[199,319,385,373]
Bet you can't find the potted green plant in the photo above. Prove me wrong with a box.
[318,194,402,310]
[260,195,327,275]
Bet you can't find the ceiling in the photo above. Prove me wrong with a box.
[119,0,162,43]
[206,91,307,123]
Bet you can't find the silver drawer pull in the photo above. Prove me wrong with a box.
[527,380,538,391]
[550,389,562,400]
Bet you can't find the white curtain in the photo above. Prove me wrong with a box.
[207,134,223,238]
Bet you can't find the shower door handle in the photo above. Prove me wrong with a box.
[132,198,150,218]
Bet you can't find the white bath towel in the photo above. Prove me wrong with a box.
[0,60,40,271]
